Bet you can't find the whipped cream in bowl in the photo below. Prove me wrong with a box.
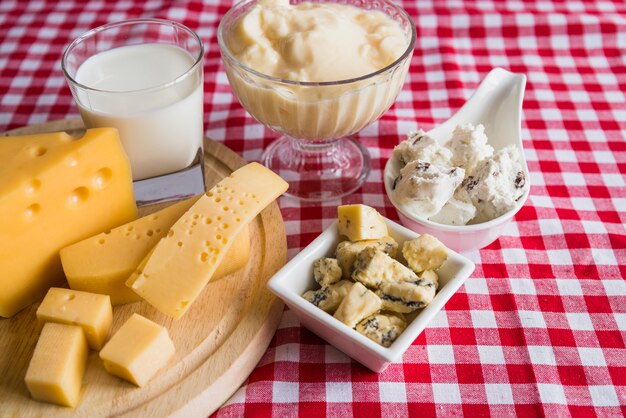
[219,0,413,141]
[384,68,531,252]
[218,0,416,201]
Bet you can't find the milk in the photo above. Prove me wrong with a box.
[74,44,203,181]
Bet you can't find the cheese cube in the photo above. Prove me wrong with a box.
[99,314,175,387]
[126,163,288,319]
[0,128,137,317]
[335,236,398,279]
[25,323,88,407]
[376,280,436,313]
[352,247,417,289]
[402,234,448,273]
[302,280,353,313]
[313,257,342,286]
[337,204,388,242]
[36,288,112,350]
[333,282,382,328]
[356,312,407,347]
[60,197,250,305]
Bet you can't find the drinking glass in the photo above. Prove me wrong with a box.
[62,18,205,205]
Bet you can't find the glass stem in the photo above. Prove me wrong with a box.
[291,137,341,153]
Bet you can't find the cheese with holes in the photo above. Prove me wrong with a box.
[99,313,175,387]
[126,162,288,319]
[25,323,88,407]
[337,204,388,241]
[60,197,250,305]
[0,128,136,318]
[36,288,112,350]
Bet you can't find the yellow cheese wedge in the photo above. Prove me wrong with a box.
[337,204,388,242]
[126,162,288,319]
[36,288,112,350]
[60,197,251,305]
[25,323,88,407]
[99,313,175,387]
[0,128,137,318]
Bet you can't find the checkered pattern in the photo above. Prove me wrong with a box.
[1,0,625,416]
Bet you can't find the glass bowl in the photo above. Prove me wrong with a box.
[218,0,416,201]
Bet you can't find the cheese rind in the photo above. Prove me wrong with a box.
[337,204,389,241]
[0,128,137,317]
[60,197,250,305]
[25,323,88,407]
[126,163,288,319]
[36,287,112,350]
[99,313,175,387]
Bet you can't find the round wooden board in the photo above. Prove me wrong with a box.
[0,119,287,417]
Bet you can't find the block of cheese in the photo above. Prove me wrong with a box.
[402,234,448,273]
[36,288,112,350]
[0,128,136,317]
[99,313,175,387]
[126,162,288,319]
[60,197,251,305]
[337,204,388,242]
[333,282,382,328]
[25,323,88,407]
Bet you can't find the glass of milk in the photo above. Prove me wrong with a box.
[62,19,205,205]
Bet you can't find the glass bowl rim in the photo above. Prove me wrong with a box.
[217,0,417,87]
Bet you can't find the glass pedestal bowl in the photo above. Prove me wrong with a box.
[218,0,416,201]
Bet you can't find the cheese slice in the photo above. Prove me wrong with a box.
[337,204,388,242]
[126,162,288,319]
[25,323,88,407]
[0,128,137,318]
[60,197,251,305]
[99,313,175,387]
[36,288,112,350]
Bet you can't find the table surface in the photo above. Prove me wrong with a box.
[1,0,625,416]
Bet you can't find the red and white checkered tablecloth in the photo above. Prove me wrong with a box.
[1,0,625,416]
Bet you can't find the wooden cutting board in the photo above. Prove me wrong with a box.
[0,119,287,417]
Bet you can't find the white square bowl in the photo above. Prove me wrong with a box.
[267,217,475,372]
